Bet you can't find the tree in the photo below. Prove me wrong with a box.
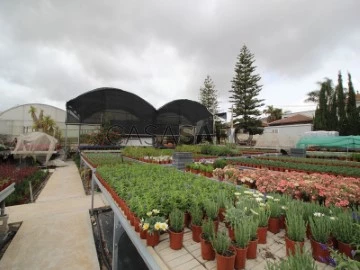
[263,105,282,122]
[305,78,334,104]
[313,81,329,130]
[346,73,359,135]
[229,45,264,135]
[199,75,219,114]
[336,71,347,135]
[304,90,320,103]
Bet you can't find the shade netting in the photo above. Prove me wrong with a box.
[296,136,360,149]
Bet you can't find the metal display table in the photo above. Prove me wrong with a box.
[80,154,161,270]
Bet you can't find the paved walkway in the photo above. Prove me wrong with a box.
[0,161,107,270]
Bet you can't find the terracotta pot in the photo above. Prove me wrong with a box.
[306,224,312,239]
[228,226,235,241]
[146,232,160,247]
[268,217,280,234]
[310,238,332,263]
[338,240,354,258]
[134,217,140,232]
[285,236,304,256]
[130,213,135,226]
[213,219,219,233]
[184,212,191,228]
[200,235,215,260]
[140,229,147,239]
[279,215,286,230]
[216,247,236,270]
[257,227,268,244]
[191,224,202,243]
[218,208,226,222]
[234,245,248,270]
[169,230,184,250]
[247,239,258,259]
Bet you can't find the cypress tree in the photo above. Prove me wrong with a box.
[347,73,359,135]
[313,82,328,130]
[336,71,347,135]
[328,93,338,131]
[229,45,264,135]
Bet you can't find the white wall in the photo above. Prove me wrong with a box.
[264,123,313,136]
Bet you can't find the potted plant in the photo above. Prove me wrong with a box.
[333,212,356,258]
[224,206,245,240]
[216,190,231,222]
[168,208,185,250]
[309,215,332,262]
[285,211,306,256]
[247,216,259,259]
[256,206,270,244]
[266,246,317,270]
[211,230,236,270]
[233,220,251,270]
[189,204,203,242]
[200,219,216,260]
[204,200,219,232]
[142,215,168,247]
[268,199,281,234]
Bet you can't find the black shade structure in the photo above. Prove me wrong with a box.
[66,87,213,144]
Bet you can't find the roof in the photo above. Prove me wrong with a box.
[268,114,313,126]
[356,93,360,101]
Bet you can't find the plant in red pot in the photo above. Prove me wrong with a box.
[267,198,281,234]
[211,230,236,270]
[256,206,270,244]
[200,219,216,261]
[332,212,357,259]
[142,210,168,247]
[216,190,231,222]
[247,216,259,259]
[168,208,185,250]
[189,204,203,243]
[285,211,306,256]
[224,206,245,241]
[233,220,251,270]
[204,200,219,232]
[309,214,332,263]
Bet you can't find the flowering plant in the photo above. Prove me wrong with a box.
[141,209,168,235]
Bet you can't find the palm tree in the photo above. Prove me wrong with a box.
[42,115,56,134]
[305,78,334,104]
[28,105,38,123]
[263,105,282,122]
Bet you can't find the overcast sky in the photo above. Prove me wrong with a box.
[0,0,359,115]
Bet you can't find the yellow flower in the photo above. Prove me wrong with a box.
[160,223,168,231]
[152,209,160,214]
[154,222,161,231]
[142,223,149,230]
[146,211,152,217]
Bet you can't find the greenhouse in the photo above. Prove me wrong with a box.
[65,87,214,146]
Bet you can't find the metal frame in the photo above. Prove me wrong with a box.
[0,183,15,216]
[80,154,161,270]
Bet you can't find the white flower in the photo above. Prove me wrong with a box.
[266,196,274,200]
[313,212,325,217]
[146,211,152,217]
[274,198,280,202]
[152,209,160,214]
[281,206,287,210]
[250,209,259,215]
[259,203,266,207]
[234,192,241,196]
[255,197,263,202]
[329,216,336,220]
[244,191,253,195]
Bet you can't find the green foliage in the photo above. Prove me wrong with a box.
[286,212,306,242]
[336,71,347,135]
[346,73,360,135]
[213,158,227,169]
[248,216,259,241]
[309,216,331,244]
[169,208,185,232]
[330,246,360,270]
[204,200,219,220]
[332,212,357,244]
[234,220,251,248]
[257,207,271,227]
[224,206,246,228]
[268,200,282,218]
[211,230,232,256]
[229,45,264,135]
[199,75,219,114]
[201,219,215,242]
[266,247,317,270]
[200,145,237,156]
[189,204,203,226]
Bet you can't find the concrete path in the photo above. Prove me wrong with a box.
[0,161,107,270]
